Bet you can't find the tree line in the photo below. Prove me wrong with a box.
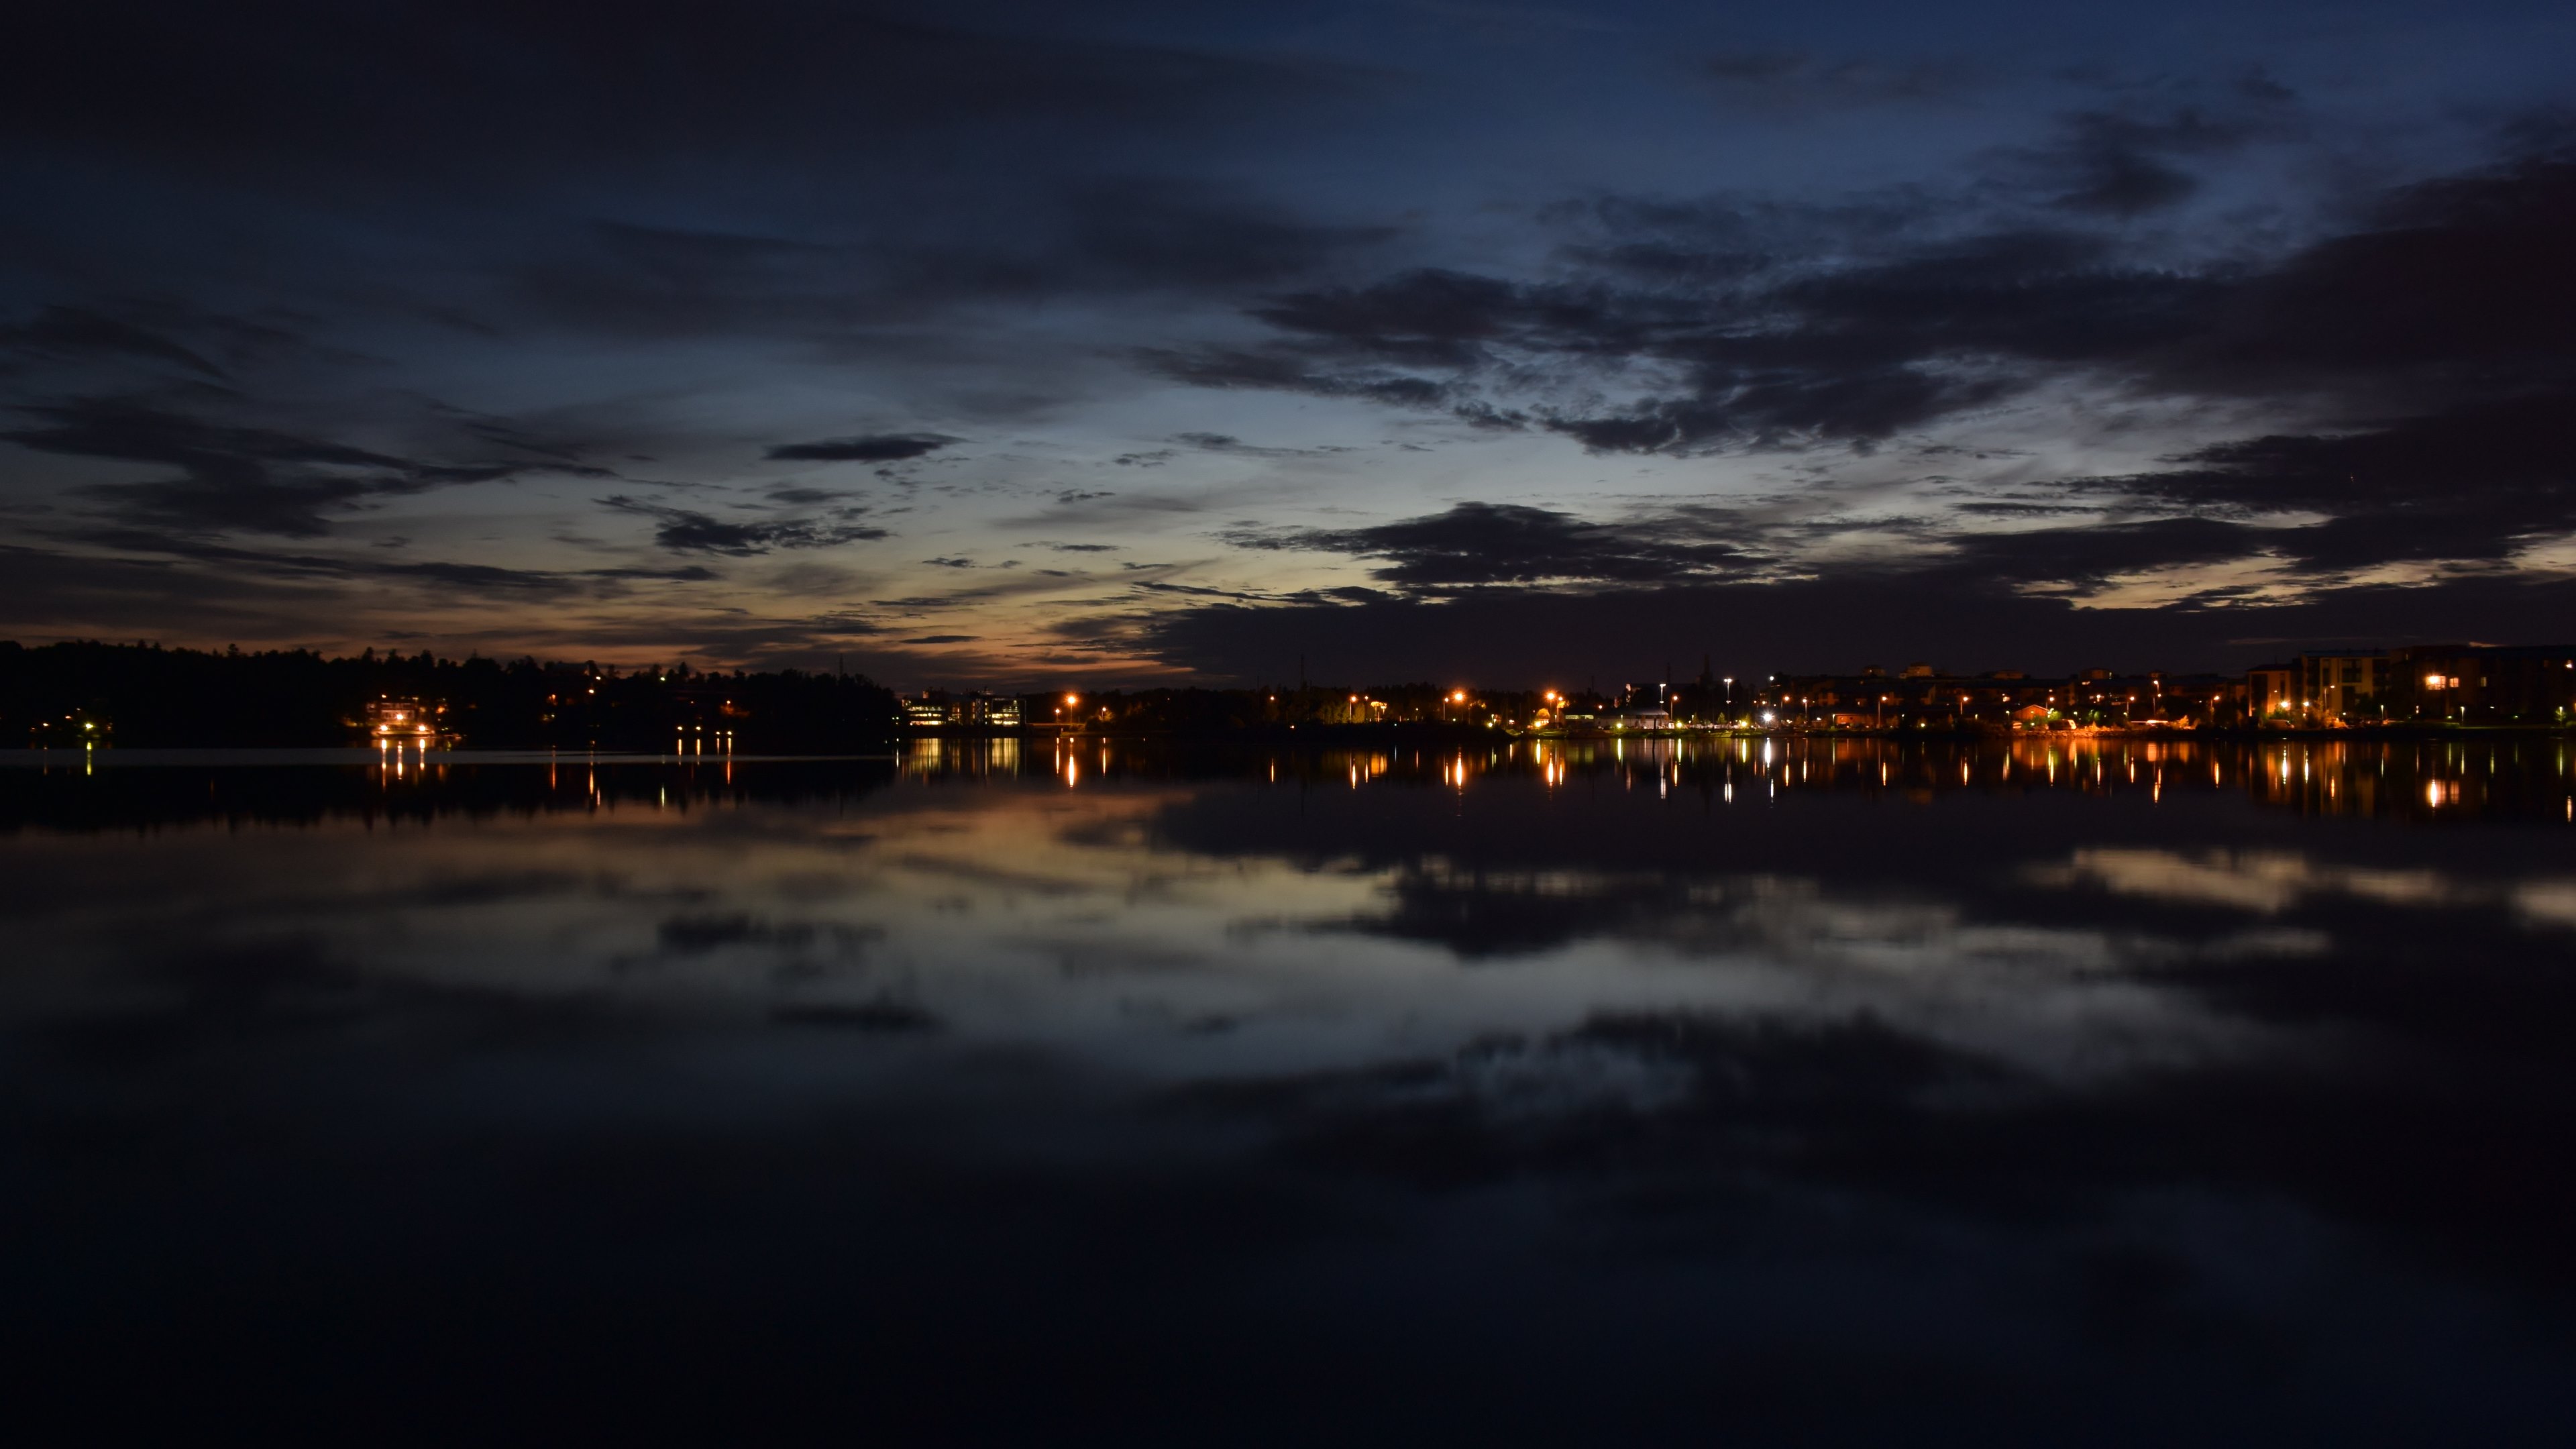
[2,641,904,750]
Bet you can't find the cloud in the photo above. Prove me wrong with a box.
[1169,431,1350,460]
[2103,392,2576,570]
[604,496,890,555]
[2033,107,2279,217]
[1040,178,1399,294]
[0,534,729,652]
[2149,155,2576,400]
[1162,231,2210,451]
[499,178,1396,354]
[1132,144,2576,593]
[5,395,608,536]
[1933,517,2274,586]
[3,3,1368,201]
[1226,501,1753,588]
[1168,146,2569,467]
[1113,565,2576,683]
[767,433,959,463]
[0,306,223,376]
[47,526,720,596]
[3,3,2569,662]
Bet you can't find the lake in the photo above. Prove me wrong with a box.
[4,736,2573,1442]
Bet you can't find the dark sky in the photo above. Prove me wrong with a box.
[3,0,2573,685]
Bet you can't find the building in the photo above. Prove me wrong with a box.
[2243,645,2576,726]
[364,696,443,741]
[2304,652,2391,722]
[905,690,1024,729]
[1603,707,1674,731]
[1750,668,2241,731]
[2246,663,2298,720]
[2384,645,2576,724]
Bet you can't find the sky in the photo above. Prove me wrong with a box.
[3,0,2573,688]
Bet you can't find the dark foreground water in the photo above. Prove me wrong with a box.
[4,737,2573,1442]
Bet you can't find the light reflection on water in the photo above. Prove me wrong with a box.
[2,741,2573,1441]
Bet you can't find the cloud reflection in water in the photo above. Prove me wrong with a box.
[2,740,2573,1440]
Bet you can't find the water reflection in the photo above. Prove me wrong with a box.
[2,742,2573,1440]
[910,735,2576,828]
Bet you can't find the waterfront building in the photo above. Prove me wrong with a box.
[2383,645,2576,724]
[2247,663,2298,720]
[905,691,1024,729]
[1750,668,2241,731]
[364,696,442,740]
[2292,652,2393,724]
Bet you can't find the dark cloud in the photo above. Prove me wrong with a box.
[2,2,2570,660]
[656,914,818,954]
[1115,566,2576,683]
[1224,497,2275,604]
[2106,391,2576,570]
[603,497,890,555]
[1173,234,2208,451]
[0,533,727,651]
[1161,148,2575,482]
[1137,343,1460,415]
[47,527,720,598]
[2054,148,2197,217]
[1247,269,1539,370]
[1,306,222,376]
[500,222,865,339]
[2151,155,2576,400]
[2037,107,2275,217]
[1,2,1366,199]
[1042,179,1398,294]
[766,433,959,464]
[6,396,606,537]
[1228,501,1752,588]
[488,178,1399,368]
[1935,517,2274,586]
[771,998,941,1033]
[1169,431,1350,460]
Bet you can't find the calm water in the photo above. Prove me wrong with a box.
[5,737,2573,1442]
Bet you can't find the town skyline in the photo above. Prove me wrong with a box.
[13,635,2572,747]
